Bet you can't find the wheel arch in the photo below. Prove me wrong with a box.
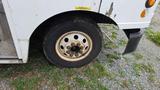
[29,10,118,50]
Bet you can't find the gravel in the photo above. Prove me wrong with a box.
[98,4,160,90]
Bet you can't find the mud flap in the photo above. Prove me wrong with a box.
[123,29,143,54]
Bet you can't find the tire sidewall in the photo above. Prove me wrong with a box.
[43,20,102,68]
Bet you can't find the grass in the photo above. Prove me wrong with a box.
[133,63,155,76]
[118,39,127,46]
[105,51,121,66]
[145,29,160,46]
[148,74,156,82]
[104,41,118,49]
[111,31,118,40]
[74,77,108,90]
[121,80,130,88]
[119,70,126,77]
[12,77,40,90]
[133,52,143,60]
[0,48,112,90]
[84,61,116,80]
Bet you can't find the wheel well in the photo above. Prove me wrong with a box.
[29,11,118,51]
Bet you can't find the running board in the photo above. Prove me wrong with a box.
[0,56,18,59]
[0,59,23,64]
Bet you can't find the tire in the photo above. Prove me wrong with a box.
[43,18,102,68]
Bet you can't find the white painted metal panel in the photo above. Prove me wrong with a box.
[0,0,159,63]
[2,0,22,60]
[2,0,101,62]
[3,0,101,39]
[100,0,160,29]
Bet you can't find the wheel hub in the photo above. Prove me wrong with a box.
[70,44,81,53]
[55,31,93,61]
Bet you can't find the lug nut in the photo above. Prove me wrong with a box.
[77,43,81,46]
[79,51,83,54]
[71,43,75,46]
[70,53,73,57]
[80,46,84,50]
[66,51,70,54]
[67,46,71,49]
[75,53,79,57]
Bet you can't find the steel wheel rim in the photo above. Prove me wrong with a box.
[55,31,93,62]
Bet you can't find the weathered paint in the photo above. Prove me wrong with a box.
[0,0,159,63]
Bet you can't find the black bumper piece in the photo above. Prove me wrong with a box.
[123,29,143,54]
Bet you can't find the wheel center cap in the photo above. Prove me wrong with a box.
[71,46,81,53]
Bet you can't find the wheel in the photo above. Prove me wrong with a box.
[43,18,102,68]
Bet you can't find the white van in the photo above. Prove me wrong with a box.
[0,0,159,67]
